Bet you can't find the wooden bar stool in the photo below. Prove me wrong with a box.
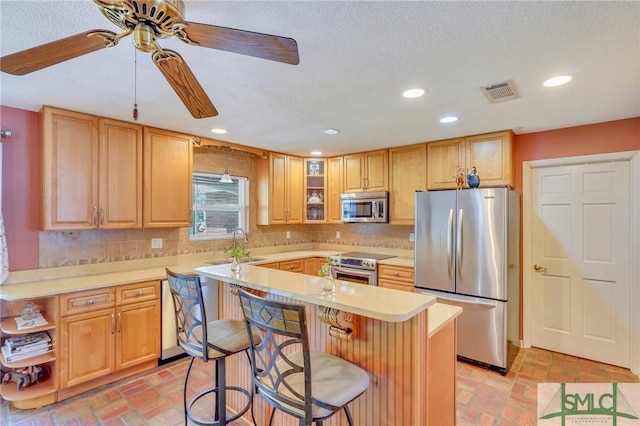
[166,269,259,425]
[237,289,370,426]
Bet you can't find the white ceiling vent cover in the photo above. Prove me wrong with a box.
[481,80,520,103]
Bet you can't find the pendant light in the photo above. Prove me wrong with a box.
[220,147,233,183]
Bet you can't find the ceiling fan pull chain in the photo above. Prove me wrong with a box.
[133,49,138,121]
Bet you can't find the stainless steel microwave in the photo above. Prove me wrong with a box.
[340,191,388,223]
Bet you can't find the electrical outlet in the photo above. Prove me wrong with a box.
[62,231,79,239]
[286,231,291,239]
[151,238,163,249]
[336,231,341,239]
[409,232,415,242]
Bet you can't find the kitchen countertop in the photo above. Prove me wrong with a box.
[0,247,416,301]
[195,263,435,323]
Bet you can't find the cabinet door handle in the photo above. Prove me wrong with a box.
[92,206,98,225]
[100,206,105,225]
[117,312,122,333]
[111,313,115,334]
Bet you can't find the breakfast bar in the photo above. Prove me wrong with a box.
[195,263,462,426]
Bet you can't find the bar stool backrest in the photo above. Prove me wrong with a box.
[238,289,315,423]
[165,269,208,361]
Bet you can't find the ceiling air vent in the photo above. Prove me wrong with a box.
[481,80,519,103]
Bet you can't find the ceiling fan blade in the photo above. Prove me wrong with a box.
[0,30,118,75]
[177,21,299,65]
[153,49,218,119]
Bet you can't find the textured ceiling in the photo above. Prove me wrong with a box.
[1,1,639,157]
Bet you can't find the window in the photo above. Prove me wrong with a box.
[190,172,249,240]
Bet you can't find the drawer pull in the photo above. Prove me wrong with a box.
[86,299,94,305]
[393,272,399,276]
[136,290,144,297]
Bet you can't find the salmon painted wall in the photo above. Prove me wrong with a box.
[0,106,40,271]
[513,117,640,194]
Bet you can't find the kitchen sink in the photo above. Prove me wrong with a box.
[206,257,266,265]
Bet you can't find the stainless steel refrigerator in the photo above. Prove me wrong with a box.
[414,188,520,373]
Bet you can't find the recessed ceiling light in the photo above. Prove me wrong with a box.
[323,128,339,135]
[403,88,426,98]
[211,128,227,134]
[543,76,572,87]
[310,151,322,156]
[440,116,459,123]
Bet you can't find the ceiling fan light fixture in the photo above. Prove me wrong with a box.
[132,22,157,52]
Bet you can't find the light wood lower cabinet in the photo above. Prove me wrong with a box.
[58,281,159,398]
[278,259,304,273]
[378,264,414,292]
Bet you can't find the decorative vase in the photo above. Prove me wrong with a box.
[231,259,241,274]
[322,275,335,294]
[467,166,480,189]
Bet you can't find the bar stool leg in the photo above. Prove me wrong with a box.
[217,357,226,426]
[184,357,196,426]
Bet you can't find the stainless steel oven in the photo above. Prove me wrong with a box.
[330,252,396,286]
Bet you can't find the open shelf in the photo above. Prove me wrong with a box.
[0,314,55,335]
[1,351,56,369]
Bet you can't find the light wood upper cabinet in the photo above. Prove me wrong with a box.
[427,130,513,190]
[343,149,388,192]
[326,156,344,223]
[42,107,142,230]
[465,131,513,188]
[389,144,427,224]
[143,127,193,227]
[257,152,303,224]
[99,119,143,228]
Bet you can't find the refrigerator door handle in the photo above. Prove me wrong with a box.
[457,208,463,276]
[447,209,454,279]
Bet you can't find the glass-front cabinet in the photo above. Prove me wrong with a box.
[304,159,326,222]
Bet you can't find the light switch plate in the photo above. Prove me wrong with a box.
[286,231,291,239]
[151,238,163,249]
[336,231,341,239]
[409,232,415,242]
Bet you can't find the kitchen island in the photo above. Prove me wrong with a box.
[195,263,462,426]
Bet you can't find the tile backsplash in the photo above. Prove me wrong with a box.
[38,146,414,268]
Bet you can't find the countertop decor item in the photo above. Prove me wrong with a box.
[225,246,250,273]
[467,166,480,188]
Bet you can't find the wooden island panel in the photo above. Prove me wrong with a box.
[218,281,434,426]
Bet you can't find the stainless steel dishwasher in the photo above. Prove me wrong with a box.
[160,276,218,361]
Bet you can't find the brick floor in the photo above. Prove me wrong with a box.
[1,347,638,425]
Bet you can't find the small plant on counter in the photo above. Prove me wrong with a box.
[318,255,340,278]
[225,246,250,264]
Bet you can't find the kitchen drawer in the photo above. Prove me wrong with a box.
[378,265,414,283]
[60,288,116,316]
[378,279,414,292]
[117,281,160,305]
[279,259,304,273]
[257,262,280,269]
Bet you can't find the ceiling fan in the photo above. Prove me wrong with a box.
[0,0,300,118]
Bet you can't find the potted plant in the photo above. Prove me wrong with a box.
[318,255,340,293]
[225,245,249,273]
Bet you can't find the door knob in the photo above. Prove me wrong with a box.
[534,264,547,273]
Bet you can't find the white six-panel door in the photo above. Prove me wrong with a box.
[531,161,631,367]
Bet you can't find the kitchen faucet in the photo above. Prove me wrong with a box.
[232,227,248,250]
